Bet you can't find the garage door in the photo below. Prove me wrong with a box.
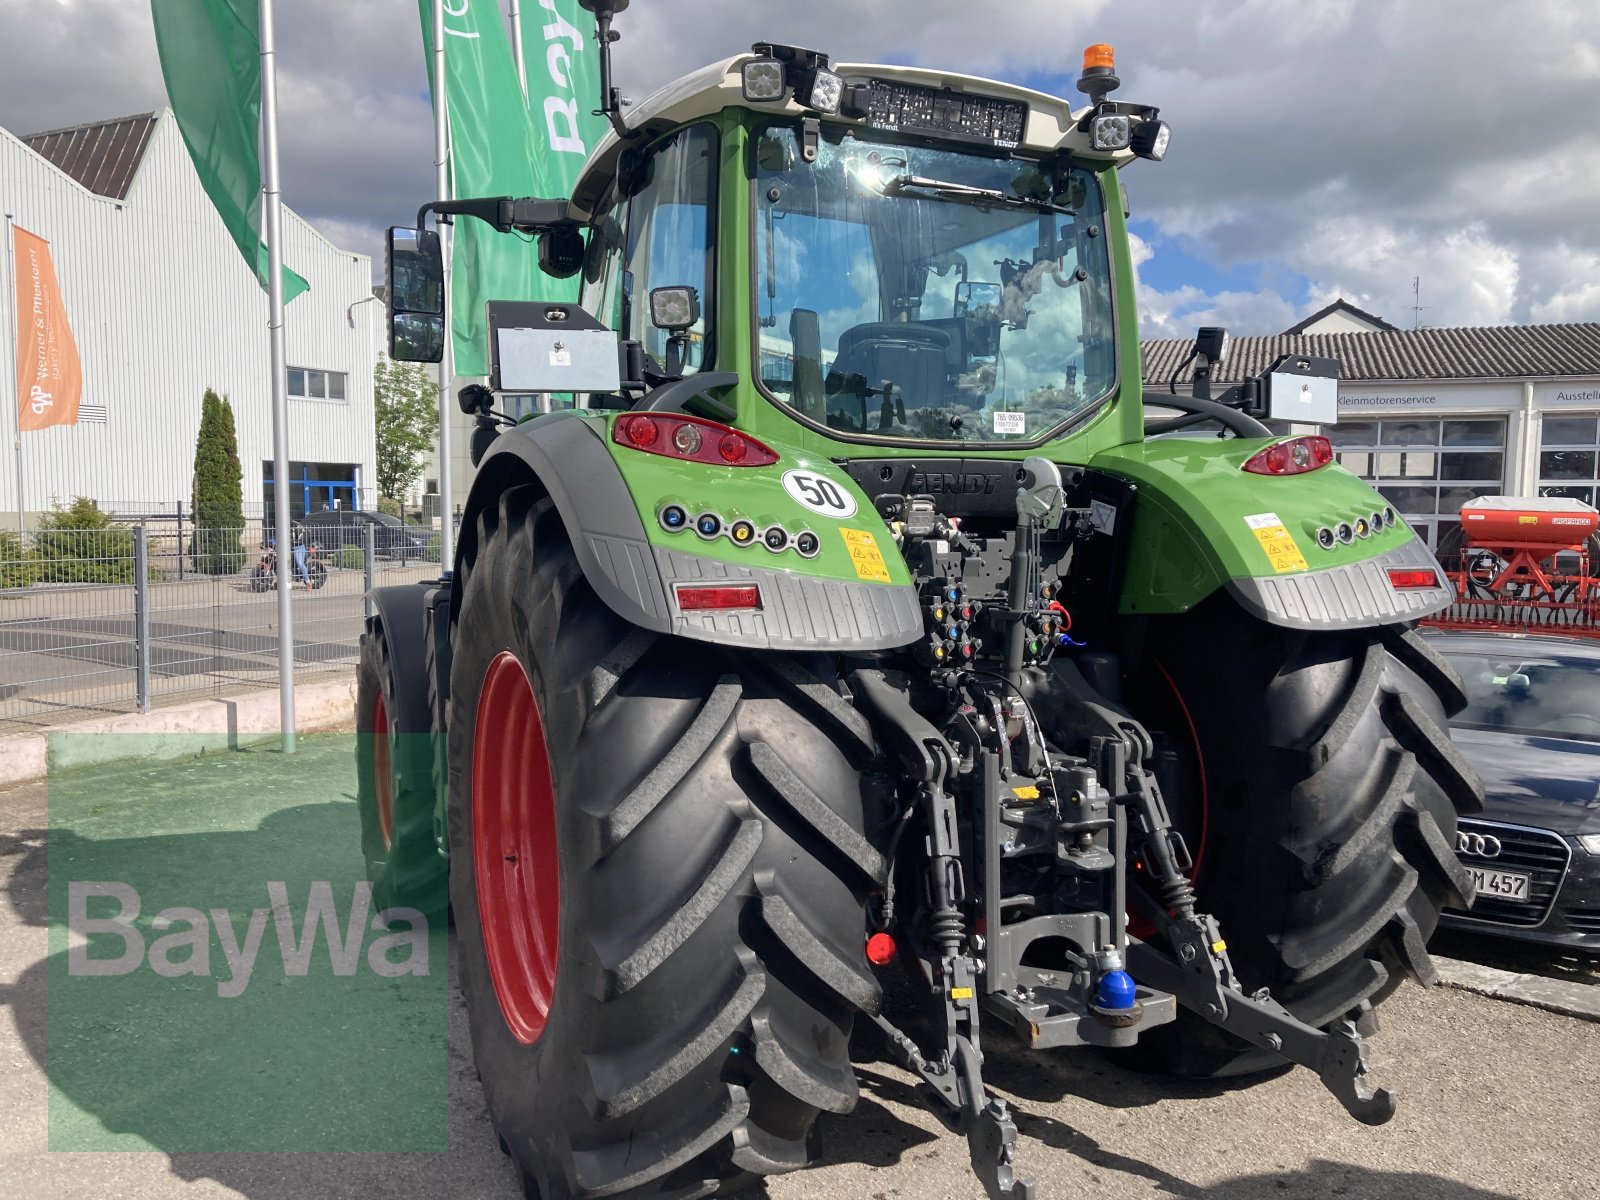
[1327,417,1508,548]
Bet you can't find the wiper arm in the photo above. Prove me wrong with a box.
[883,174,1073,217]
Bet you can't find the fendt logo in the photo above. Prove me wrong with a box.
[908,471,1005,496]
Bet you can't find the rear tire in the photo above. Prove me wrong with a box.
[1122,596,1482,1077]
[449,486,890,1199]
[356,620,448,916]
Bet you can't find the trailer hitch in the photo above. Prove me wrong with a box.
[1118,765,1397,1126]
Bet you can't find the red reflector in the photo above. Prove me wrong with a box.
[865,932,897,966]
[675,584,762,611]
[1387,568,1440,589]
[612,412,778,467]
[1242,435,1335,476]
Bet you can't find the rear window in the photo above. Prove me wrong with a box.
[1441,649,1600,742]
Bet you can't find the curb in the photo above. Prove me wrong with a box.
[1433,955,1600,1023]
[0,679,358,784]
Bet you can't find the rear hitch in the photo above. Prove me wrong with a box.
[1118,761,1397,1126]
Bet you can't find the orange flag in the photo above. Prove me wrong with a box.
[12,225,82,430]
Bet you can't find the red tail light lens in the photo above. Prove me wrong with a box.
[675,584,762,611]
[613,413,778,467]
[1387,568,1440,590]
[1242,436,1334,476]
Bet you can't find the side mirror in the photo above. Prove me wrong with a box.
[386,227,445,363]
[954,280,1001,318]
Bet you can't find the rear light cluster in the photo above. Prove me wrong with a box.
[657,504,819,558]
[1242,435,1334,476]
[1313,506,1396,549]
[613,412,779,467]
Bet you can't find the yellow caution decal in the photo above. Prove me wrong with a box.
[951,987,974,1000]
[839,527,892,582]
[1244,512,1309,574]
[1011,785,1040,800]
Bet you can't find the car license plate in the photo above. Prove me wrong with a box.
[1465,865,1531,900]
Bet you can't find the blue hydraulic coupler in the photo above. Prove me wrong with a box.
[1095,969,1137,1011]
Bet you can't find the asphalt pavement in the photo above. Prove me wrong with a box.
[2,765,1595,1200]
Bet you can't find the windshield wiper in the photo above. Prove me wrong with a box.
[882,174,1074,217]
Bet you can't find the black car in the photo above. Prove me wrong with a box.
[297,510,429,560]
[1424,628,1600,948]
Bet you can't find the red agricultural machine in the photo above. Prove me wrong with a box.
[1428,496,1600,635]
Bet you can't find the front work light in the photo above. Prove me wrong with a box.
[1131,118,1171,161]
[649,285,700,332]
[1090,113,1132,151]
[742,56,786,102]
[802,65,845,114]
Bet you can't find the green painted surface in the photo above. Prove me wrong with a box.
[596,410,912,587]
[1092,437,1416,613]
[43,735,447,1150]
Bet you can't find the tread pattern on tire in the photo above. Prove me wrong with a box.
[448,486,888,1199]
[1126,598,1485,1075]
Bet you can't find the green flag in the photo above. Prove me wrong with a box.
[420,0,604,375]
[516,1,609,201]
[149,0,309,303]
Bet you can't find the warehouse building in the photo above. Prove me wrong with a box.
[1143,301,1600,549]
[1,108,377,520]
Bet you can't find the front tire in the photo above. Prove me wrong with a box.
[449,486,890,1199]
[1124,596,1482,1077]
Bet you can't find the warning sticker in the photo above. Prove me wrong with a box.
[1244,511,1308,574]
[838,528,892,583]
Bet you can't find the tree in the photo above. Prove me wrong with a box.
[191,389,246,574]
[375,357,438,504]
[33,497,135,584]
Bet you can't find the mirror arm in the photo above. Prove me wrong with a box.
[417,197,575,236]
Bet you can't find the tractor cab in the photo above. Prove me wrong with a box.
[560,48,1159,455]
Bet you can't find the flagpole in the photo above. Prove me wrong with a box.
[509,2,528,102]
[432,0,455,568]
[3,213,21,534]
[260,0,296,753]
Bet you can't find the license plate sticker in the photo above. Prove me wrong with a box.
[1465,865,1531,900]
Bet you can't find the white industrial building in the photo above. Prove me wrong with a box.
[1,108,377,520]
[1144,300,1600,549]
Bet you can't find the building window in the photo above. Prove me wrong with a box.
[288,367,347,402]
[1329,417,1508,548]
[1538,414,1600,509]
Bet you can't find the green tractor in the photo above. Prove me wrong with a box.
[361,6,1481,1197]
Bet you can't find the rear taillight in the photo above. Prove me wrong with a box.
[613,413,778,467]
[1242,436,1334,476]
[675,584,762,611]
[1387,568,1440,590]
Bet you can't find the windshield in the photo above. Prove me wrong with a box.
[753,126,1115,444]
[1442,648,1600,742]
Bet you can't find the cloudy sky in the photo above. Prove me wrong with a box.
[4,0,1599,337]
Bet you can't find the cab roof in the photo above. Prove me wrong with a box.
[570,52,1126,220]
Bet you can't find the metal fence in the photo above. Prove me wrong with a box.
[0,516,440,732]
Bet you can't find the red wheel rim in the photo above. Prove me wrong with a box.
[373,692,394,851]
[472,651,561,1045]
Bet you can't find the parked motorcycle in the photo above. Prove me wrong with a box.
[249,540,328,592]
